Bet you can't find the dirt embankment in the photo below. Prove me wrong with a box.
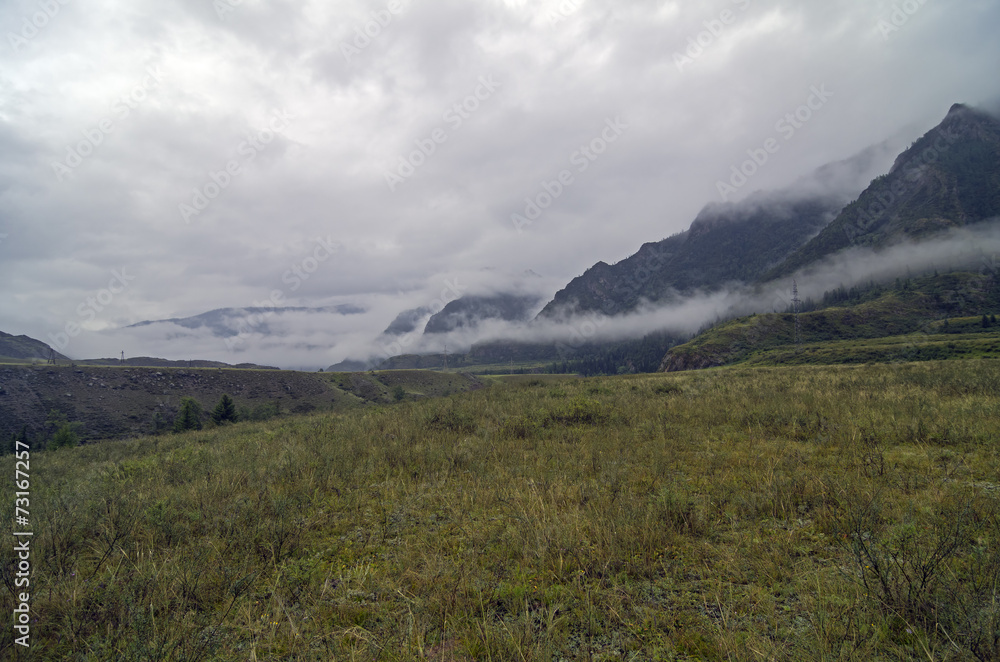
[0,365,336,442]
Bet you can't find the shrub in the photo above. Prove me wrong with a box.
[835,491,1000,658]
[425,408,477,433]
[549,397,607,426]
[237,401,281,422]
[46,410,81,450]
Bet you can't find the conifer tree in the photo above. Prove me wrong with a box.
[211,394,238,424]
[174,397,203,432]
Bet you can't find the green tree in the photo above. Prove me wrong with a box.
[211,394,238,425]
[46,410,81,450]
[983,314,990,328]
[174,397,203,432]
[151,411,170,435]
[392,385,406,402]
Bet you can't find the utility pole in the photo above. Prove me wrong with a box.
[120,350,125,365]
[443,344,448,371]
[792,279,801,346]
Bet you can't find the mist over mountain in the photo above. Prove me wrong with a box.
[534,141,901,320]
[424,293,544,334]
[129,305,366,339]
[767,104,1000,278]
[382,307,433,336]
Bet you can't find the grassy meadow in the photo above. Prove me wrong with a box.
[2,361,1000,660]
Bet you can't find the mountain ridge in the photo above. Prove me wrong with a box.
[763,103,1000,279]
[533,140,902,320]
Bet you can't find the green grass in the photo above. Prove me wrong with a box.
[3,361,1000,660]
[738,329,1000,367]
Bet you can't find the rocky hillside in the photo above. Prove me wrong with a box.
[0,365,483,446]
[660,271,1000,371]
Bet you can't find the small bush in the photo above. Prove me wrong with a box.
[549,397,607,426]
[425,408,477,433]
[46,410,81,450]
[235,400,282,422]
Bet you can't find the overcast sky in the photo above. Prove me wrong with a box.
[1,0,999,368]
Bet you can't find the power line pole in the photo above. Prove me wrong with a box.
[792,279,801,346]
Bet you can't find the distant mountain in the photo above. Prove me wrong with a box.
[383,307,432,336]
[536,195,841,318]
[76,356,279,370]
[129,305,366,338]
[766,104,1000,279]
[326,359,373,372]
[0,331,69,362]
[424,293,543,334]
[535,143,898,319]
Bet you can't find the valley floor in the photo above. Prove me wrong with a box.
[2,360,999,660]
